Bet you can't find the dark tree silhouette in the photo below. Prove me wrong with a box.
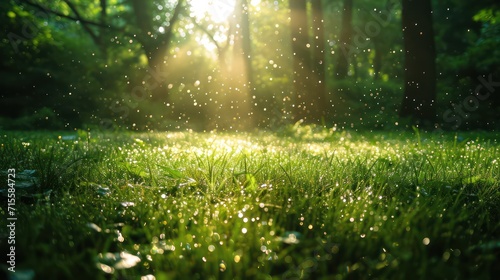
[129,0,184,103]
[311,0,327,119]
[289,0,310,122]
[400,0,437,124]
[289,0,325,123]
[336,0,353,79]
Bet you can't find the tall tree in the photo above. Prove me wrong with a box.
[231,0,254,129]
[289,0,326,123]
[372,39,383,80]
[311,0,327,119]
[400,0,437,124]
[129,0,184,103]
[336,0,353,79]
[238,0,253,97]
[289,0,310,121]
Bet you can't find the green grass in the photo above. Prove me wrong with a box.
[1,128,499,279]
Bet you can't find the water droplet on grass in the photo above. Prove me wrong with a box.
[87,223,102,232]
[120,202,135,207]
[97,263,114,274]
[234,255,241,263]
[278,231,301,244]
[97,252,141,271]
[219,262,226,272]
[97,186,111,196]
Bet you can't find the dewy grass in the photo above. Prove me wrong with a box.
[0,129,499,279]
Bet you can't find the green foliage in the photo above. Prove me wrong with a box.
[1,0,499,131]
[326,79,403,130]
[433,1,500,130]
[0,107,63,130]
[469,9,500,74]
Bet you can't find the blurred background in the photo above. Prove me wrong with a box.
[0,0,499,131]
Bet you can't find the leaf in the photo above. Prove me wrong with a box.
[134,138,146,147]
[244,173,257,191]
[14,169,39,188]
[277,231,302,245]
[59,135,78,141]
[159,165,185,179]
[468,240,500,253]
[96,185,111,196]
[96,251,141,271]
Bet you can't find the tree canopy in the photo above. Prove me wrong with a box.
[1,0,499,131]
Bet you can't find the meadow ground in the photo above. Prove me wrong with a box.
[0,127,499,279]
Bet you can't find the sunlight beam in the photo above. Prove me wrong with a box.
[189,0,236,23]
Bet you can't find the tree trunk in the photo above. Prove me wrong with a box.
[98,0,108,58]
[130,0,184,104]
[336,0,353,79]
[240,0,253,96]
[232,0,254,130]
[400,0,437,124]
[311,0,327,120]
[372,39,383,80]
[289,0,312,122]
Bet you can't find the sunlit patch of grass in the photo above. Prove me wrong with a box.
[0,128,499,279]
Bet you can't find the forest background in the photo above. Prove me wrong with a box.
[1,0,499,132]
